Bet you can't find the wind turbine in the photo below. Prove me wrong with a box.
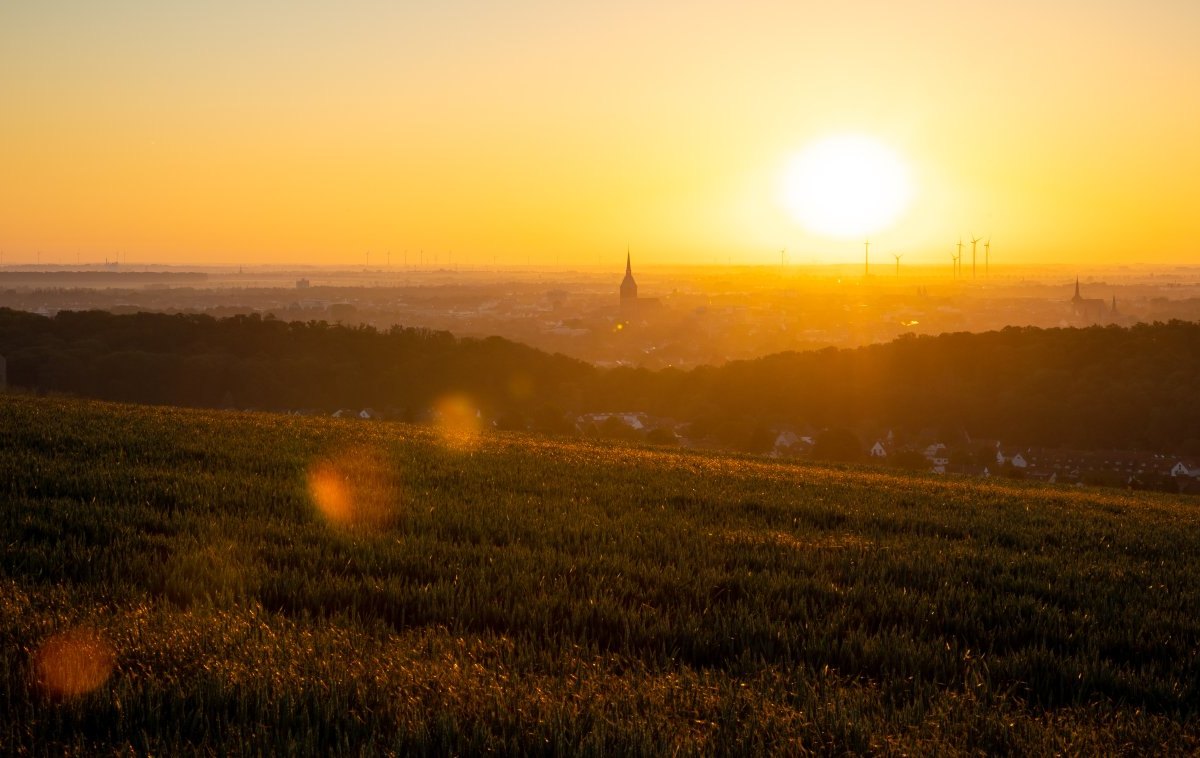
[893,252,903,276]
[864,239,870,277]
[984,238,991,276]
[956,238,963,279]
[970,235,982,279]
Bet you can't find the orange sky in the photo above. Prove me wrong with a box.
[2,1,1198,266]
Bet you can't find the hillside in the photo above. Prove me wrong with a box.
[3,309,1200,456]
[2,394,1198,753]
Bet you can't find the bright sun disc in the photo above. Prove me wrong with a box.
[780,134,913,239]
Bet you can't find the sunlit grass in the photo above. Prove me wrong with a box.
[1,394,1198,753]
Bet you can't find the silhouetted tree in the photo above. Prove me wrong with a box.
[813,428,862,462]
[645,427,679,446]
[4,309,1200,458]
[889,450,928,471]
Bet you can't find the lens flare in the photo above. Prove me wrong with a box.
[433,394,483,450]
[32,627,116,698]
[307,447,399,530]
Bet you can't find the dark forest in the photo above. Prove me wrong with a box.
[2,308,1197,455]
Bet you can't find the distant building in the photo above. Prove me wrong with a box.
[619,252,661,311]
[771,429,813,457]
[620,252,638,306]
[1071,278,1108,323]
[924,442,950,473]
[1171,461,1200,478]
[576,411,648,431]
[296,278,311,289]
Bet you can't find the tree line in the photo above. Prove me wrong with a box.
[1,308,1198,455]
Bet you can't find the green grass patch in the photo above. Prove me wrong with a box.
[1,394,1198,753]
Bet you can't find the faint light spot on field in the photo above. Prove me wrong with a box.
[433,394,482,450]
[507,373,533,401]
[721,530,872,551]
[307,448,398,530]
[32,627,115,698]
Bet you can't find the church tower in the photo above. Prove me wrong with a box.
[620,250,638,306]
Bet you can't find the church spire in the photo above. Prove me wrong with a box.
[620,248,638,304]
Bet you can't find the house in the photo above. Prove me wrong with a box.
[869,441,888,458]
[576,412,645,430]
[575,411,681,435]
[769,429,814,458]
[997,450,1028,468]
[919,442,950,473]
[1170,461,1200,478]
[774,430,801,450]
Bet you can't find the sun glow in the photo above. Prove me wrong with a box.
[780,135,914,239]
[433,394,483,451]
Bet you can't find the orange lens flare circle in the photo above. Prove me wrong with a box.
[433,393,483,450]
[32,627,116,698]
[307,447,399,530]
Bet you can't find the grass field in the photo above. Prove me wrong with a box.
[2,393,1199,754]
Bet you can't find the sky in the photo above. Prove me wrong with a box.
[2,1,1198,267]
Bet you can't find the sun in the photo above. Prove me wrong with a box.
[780,134,914,239]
